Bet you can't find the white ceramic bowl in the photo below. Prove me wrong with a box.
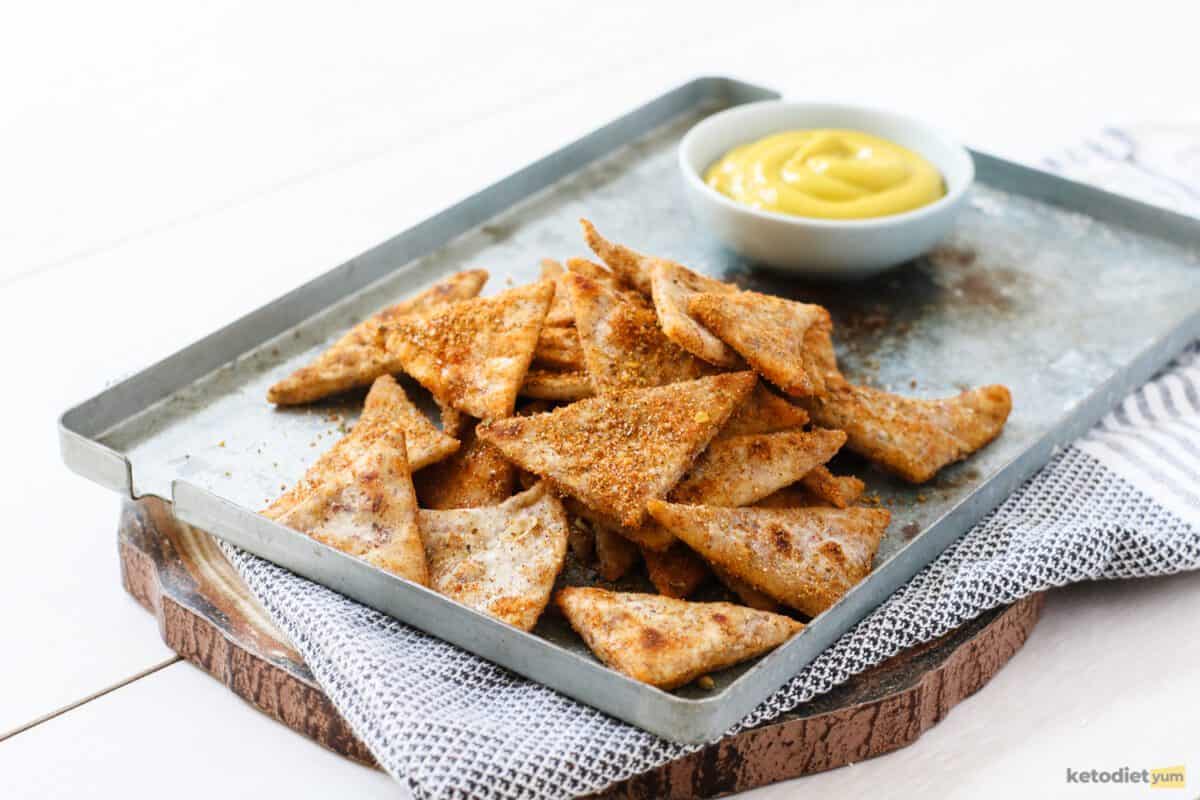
[678,101,974,276]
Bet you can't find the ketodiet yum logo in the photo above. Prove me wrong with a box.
[1065,765,1186,789]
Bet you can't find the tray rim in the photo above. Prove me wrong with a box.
[59,74,1200,743]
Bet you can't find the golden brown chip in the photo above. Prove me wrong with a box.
[566,272,711,393]
[566,257,650,306]
[540,259,576,328]
[385,281,554,420]
[351,375,459,469]
[649,259,743,368]
[801,382,1013,483]
[642,544,711,598]
[669,428,847,507]
[719,382,810,438]
[711,565,779,612]
[267,269,487,405]
[689,290,832,397]
[594,524,639,581]
[564,497,677,552]
[555,587,803,689]
[647,501,890,617]
[418,483,569,631]
[533,326,584,370]
[263,378,428,585]
[413,422,515,510]
[519,369,595,401]
[436,399,469,438]
[478,372,757,527]
[579,219,653,295]
[800,466,866,508]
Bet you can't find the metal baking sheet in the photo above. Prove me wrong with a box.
[60,76,1200,743]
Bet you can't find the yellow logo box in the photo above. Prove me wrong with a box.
[1150,765,1186,789]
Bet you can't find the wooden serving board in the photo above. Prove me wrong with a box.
[118,496,1043,797]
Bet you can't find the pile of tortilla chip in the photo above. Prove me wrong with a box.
[261,221,1012,691]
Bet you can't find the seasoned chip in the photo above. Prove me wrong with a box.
[670,429,847,507]
[649,259,743,368]
[263,379,428,585]
[689,290,832,397]
[418,483,569,630]
[647,501,891,617]
[533,325,584,370]
[436,399,469,439]
[267,269,487,405]
[579,218,653,295]
[564,497,677,552]
[556,588,803,689]
[719,382,810,438]
[566,257,650,307]
[540,259,576,328]
[520,368,595,401]
[355,375,459,469]
[712,565,779,612]
[414,422,515,509]
[594,524,639,581]
[478,372,757,527]
[566,272,711,393]
[385,281,554,420]
[642,544,711,598]
[801,382,1013,483]
[800,466,865,508]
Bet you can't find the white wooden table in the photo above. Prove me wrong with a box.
[2,2,1198,797]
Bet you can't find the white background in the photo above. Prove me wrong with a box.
[1,1,1198,798]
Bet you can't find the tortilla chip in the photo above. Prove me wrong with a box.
[649,260,743,368]
[594,524,640,581]
[670,428,847,507]
[555,588,803,689]
[564,497,677,552]
[800,466,865,508]
[533,325,584,370]
[579,219,653,295]
[719,382,810,438]
[689,290,832,397]
[478,372,757,527]
[418,483,568,630]
[712,565,779,612]
[647,502,890,617]
[437,399,469,438]
[540,259,576,328]
[267,269,487,405]
[802,382,1013,483]
[643,544,711,598]
[263,380,428,585]
[413,422,515,509]
[354,375,460,469]
[520,369,595,401]
[566,272,711,393]
[385,281,554,420]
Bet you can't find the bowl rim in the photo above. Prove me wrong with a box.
[678,99,975,230]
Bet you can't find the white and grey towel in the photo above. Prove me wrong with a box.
[223,129,1200,800]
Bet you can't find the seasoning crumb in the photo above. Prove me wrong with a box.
[916,493,928,503]
[696,675,716,690]
[694,411,710,423]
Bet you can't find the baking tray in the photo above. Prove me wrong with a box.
[60,76,1200,744]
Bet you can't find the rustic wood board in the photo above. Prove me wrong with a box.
[118,496,1043,797]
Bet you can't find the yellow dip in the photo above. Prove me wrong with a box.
[704,129,945,219]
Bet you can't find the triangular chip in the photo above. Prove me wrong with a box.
[564,497,677,552]
[540,259,576,328]
[418,482,569,630]
[647,502,891,617]
[799,466,865,508]
[520,368,595,401]
[566,272,712,393]
[533,325,584,370]
[354,375,459,469]
[566,257,651,307]
[385,281,554,420]
[263,380,428,585]
[556,588,803,689]
[669,428,847,507]
[712,565,779,612]
[413,422,515,509]
[594,524,639,582]
[642,544,711,598]
[579,219,653,295]
[801,382,1013,483]
[649,260,743,368]
[478,372,756,527]
[689,290,832,397]
[267,269,487,405]
[720,381,810,439]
